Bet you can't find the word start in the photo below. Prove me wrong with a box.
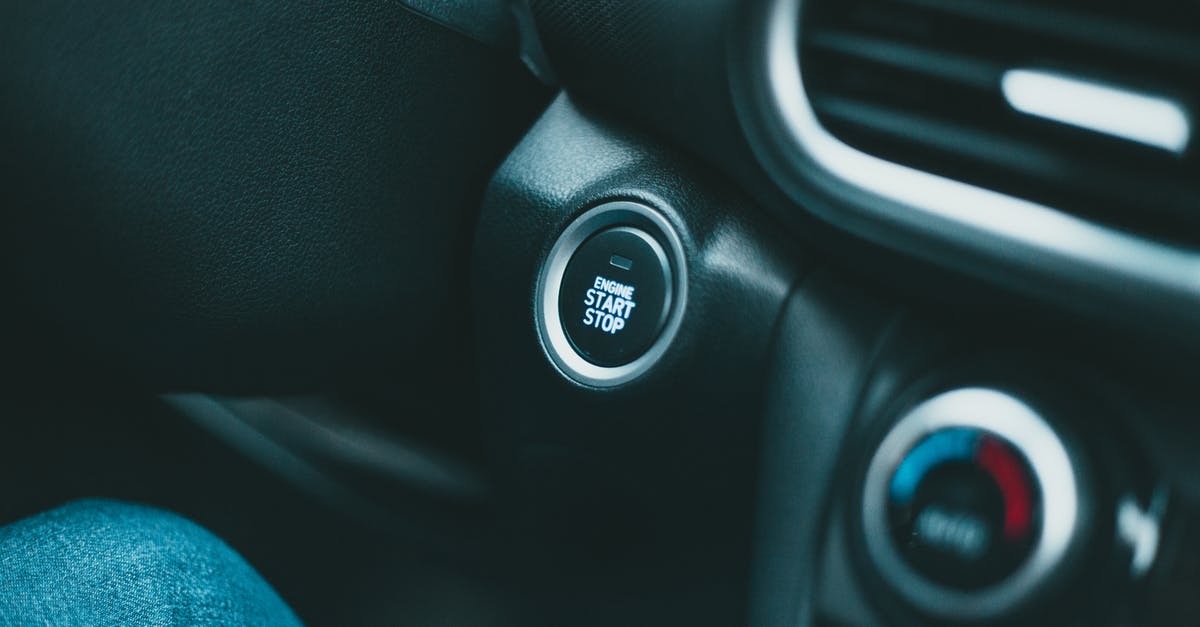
[582,275,637,334]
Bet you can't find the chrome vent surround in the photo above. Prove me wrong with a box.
[738,0,1200,334]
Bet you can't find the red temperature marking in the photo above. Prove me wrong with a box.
[977,437,1033,541]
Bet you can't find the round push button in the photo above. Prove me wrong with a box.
[536,201,687,387]
[558,227,672,367]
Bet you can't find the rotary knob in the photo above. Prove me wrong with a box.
[886,428,1039,589]
[861,388,1081,620]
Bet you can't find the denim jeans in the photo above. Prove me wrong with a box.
[0,499,301,626]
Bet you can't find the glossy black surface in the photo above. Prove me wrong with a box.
[558,227,671,367]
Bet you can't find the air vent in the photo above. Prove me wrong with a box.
[801,0,1200,242]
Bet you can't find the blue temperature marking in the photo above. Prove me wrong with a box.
[889,428,979,504]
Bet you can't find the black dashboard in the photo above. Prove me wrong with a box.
[3,1,1198,625]
[473,1,1200,625]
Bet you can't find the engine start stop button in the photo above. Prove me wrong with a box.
[536,201,687,387]
[558,226,672,367]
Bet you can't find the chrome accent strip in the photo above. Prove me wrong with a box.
[862,388,1080,619]
[1001,69,1191,154]
[1117,493,1164,578]
[744,0,1200,329]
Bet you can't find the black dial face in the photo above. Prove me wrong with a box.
[557,226,672,367]
[886,428,1042,590]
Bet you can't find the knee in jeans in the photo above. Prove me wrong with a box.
[0,499,300,626]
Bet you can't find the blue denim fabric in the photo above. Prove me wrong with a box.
[0,500,302,626]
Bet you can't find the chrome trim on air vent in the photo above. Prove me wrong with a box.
[739,0,1200,331]
[1000,69,1192,155]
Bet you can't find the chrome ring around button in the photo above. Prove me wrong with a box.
[535,201,687,387]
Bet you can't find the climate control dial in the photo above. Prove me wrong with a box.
[887,427,1039,589]
[861,388,1081,621]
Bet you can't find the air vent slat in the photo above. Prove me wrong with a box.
[809,31,1000,89]
[816,96,1199,227]
[815,96,1063,173]
[893,0,1200,69]
[802,0,1200,241]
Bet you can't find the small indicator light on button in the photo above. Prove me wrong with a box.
[609,254,634,271]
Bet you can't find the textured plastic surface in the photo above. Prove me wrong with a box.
[748,269,900,627]
[474,94,798,626]
[0,0,549,392]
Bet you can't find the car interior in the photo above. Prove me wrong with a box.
[2,0,1198,625]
